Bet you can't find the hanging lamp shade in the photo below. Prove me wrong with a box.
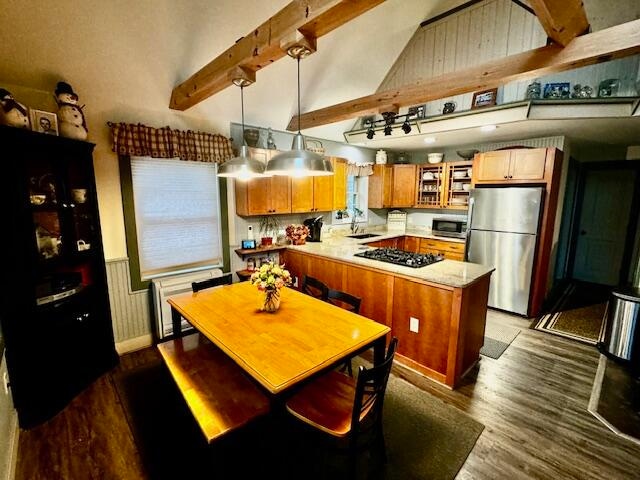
[266,47,333,177]
[217,78,267,180]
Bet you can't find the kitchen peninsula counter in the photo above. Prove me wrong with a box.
[281,232,493,389]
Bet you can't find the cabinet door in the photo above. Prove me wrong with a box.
[509,148,546,180]
[403,236,420,253]
[246,177,271,215]
[313,173,334,212]
[475,151,510,181]
[269,176,291,213]
[344,265,393,327]
[382,165,394,207]
[368,165,388,208]
[291,177,314,213]
[391,165,417,207]
[332,159,347,211]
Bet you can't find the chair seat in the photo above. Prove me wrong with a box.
[286,370,360,438]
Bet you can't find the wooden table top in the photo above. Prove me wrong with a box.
[168,282,390,394]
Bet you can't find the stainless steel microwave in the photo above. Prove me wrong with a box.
[432,216,467,238]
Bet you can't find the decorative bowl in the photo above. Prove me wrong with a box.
[456,149,479,160]
[30,194,46,205]
[427,153,444,164]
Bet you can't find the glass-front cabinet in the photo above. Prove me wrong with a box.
[1,125,118,428]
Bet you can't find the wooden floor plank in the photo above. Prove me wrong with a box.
[14,309,640,479]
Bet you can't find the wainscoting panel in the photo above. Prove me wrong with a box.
[105,258,152,352]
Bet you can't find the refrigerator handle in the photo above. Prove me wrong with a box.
[464,196,474,262]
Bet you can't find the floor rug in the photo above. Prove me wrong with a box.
[113,360,484,480]
[532,282,610,345]
[479,324,520,359]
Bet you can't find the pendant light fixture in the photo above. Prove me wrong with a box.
[265,46,333,177]
[218,78,267,180]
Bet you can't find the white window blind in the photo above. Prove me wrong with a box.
[131,157,223,279]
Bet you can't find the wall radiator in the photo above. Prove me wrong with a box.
[151,268,223,339]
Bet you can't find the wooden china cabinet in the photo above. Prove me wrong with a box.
[0,126,118,428]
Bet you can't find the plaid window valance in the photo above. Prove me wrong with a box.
[346,162,374,177]
[108,122,234,163]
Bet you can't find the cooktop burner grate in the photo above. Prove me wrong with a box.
[354,248,444,268]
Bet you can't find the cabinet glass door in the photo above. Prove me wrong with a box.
[62,156,98,255]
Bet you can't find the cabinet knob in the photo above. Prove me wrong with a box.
[69,203,76,208]
[508,175,513,179]
[503,176,507,179]
[62,202,68,208]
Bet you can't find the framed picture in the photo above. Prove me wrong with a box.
[241,239,256,249]
[471,89,498,109]
[30,109,58,135]
[543,82,570,99]
[362,116,374,128]
[408,104,426,119]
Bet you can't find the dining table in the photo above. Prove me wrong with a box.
[168,281,390,396]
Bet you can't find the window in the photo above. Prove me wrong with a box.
[130,157,223,279]
[334,175,368,224]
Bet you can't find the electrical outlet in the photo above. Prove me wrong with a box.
[409,316,419,333]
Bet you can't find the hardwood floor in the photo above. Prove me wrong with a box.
[15,311,640,479]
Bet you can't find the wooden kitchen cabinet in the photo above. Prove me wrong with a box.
[391,164,417,207]
[403,236,420,253]
[285,157,346,214]
[365,238,399,249]
[368,164,394,208]
[419,238,465,261]
[416,161,471,210]
[236,175,291,215]
[473,148,547,183]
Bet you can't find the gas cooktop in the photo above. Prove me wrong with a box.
[354,248,444,268]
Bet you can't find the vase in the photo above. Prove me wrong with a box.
[262,289,281,313]
[292,237,306,245]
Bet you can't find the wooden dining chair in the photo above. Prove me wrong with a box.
[286,337,398,479]
[301,275,329,301]
[326,288,362,377]
[191,272,233,292]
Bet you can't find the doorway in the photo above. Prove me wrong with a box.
[568,161,640,286]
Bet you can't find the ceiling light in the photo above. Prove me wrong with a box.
[218,80,267,179]
[366,127,375,139]
[384,124,392,136]
[480,124,497,132]
[401,121,411,134]
[266,47,333,177]
[423,136,436,144]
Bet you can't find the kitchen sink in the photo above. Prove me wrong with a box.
[348,233,380,239]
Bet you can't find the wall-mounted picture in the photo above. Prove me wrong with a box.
[471,88,498,109]
[30,109,58,135]
[408,104,426,119]
[543,82,570,99]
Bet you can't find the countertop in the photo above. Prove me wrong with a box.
[286,228,493,288]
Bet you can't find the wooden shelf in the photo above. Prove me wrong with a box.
[234,244,288,258]
[236,269,253,281]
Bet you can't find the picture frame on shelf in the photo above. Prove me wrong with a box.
[471,88,498,109]
[29,109,58,136]
[543,82,570,99]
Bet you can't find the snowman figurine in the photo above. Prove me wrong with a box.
[0,88,30,129]
[55,81,88,140]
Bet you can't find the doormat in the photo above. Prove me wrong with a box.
[114,358,484,480]
[532,282,610,345]
[479,324,520,359]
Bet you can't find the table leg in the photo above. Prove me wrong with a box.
[171,307,182,338]
[373,336,387,366]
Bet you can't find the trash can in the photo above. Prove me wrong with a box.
[601,287,640,363]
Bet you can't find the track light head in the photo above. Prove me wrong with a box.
[366,127,375,140]
[384,124,392,136]
[401,121,411,134]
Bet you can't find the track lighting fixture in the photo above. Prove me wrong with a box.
[401,121,411,134]
[361,111,417,139]
[366,127,375,139]
[383,124,392,136]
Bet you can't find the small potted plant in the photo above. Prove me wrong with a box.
[258,215,280,247]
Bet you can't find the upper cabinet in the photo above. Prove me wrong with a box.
[391,165,417,207]
[416,161,472,210]
[368,164,394,209]
[473,148,547,183]
[234,151,347,216]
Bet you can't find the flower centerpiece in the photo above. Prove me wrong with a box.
[250,261,292,312]
[285,224,310,245]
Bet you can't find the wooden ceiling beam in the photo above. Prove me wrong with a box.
[529,0,590,46]
[287,19,640,131]
[170,0,386,111]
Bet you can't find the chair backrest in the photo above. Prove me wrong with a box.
[327,288,361,314]
[192,273,233,292]
[351,337,398,442]
[301,275,328,301]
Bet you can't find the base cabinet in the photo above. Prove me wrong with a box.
[281,249,490,388]
[0,126,118,428]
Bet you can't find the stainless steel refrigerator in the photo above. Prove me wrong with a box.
[466,187,544,316]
